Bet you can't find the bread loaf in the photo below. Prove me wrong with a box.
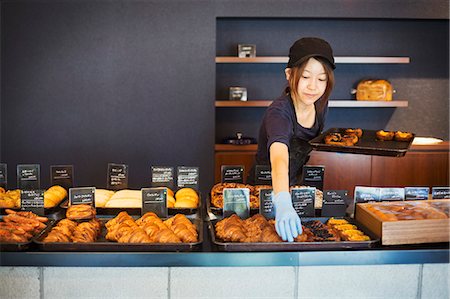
[356,79,392,101]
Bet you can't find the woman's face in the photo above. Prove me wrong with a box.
[287,57,328,105]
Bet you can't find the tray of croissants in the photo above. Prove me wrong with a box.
[209,213,379,251]
[0,185,68,214]
[309,128,415,157]
[0,209,55,251]
[60,187,200,216]
[35,204,202,251]
[209,183,324,215]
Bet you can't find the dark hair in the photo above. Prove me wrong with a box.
[286,57,335,105]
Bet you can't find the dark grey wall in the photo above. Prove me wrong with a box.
[216,18,449,142]
[1,1,449,193]
[1,1,216,192]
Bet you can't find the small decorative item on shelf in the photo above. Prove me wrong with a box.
[229,87,247,101]
[351,79,394,101]
[237,44,256,58]
[223,132,257,145]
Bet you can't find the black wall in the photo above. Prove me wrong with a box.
[1,1,449,194]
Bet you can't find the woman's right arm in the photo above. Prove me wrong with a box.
[269,141,302,242]
[269,142,290,194]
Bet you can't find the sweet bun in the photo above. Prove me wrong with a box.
[394,131,414,142]
[47,185,68,199]
[44,185,68,208]
[174,198,197,209]
[167,195,176,208]
[175,188,198,200]
[376,130,395,141]
[156,187,174,197]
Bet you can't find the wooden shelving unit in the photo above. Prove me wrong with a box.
[216,56,410,64]
[216,100,409,108]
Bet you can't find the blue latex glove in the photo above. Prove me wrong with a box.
[272,191,302,242]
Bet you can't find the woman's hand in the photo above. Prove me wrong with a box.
[273,191,302,242]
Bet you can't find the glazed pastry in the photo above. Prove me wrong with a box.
[345,128,363,138]
[376,130,395,141]
[394,131,414,142]
[66,204,96,220]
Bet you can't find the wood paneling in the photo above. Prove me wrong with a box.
[371,151,450,187]
[214,151,256,183]
[308,151,371,198]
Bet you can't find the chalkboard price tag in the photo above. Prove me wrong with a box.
[221,165,244,183]
[405,187,430,200]
[20,190,44,215]
[432,187,450,199]
[107,163,129,190]
[0,163,7,189]
[354,186,381,203]
[17,164,40,190]
[177,166,199,190]
[380,188,405,201]
[50,165,74,190]
[321,190,347,217]
[291,187,315,217]
[151,166,175,190]
[142,188,167,218]
[255,165,272,185]
[223,188,250,219]
[259,188,274,219]
[302,165,325,190]
[69,187,95,206]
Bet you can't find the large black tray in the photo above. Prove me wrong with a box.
[209,217,379,251]
[34,216,203,252]
[0,216,55,251]
[309,128,415,157]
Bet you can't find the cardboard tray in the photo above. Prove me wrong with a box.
[34,216,203,252]
[0,217,55,251]
[309,128,414,157]
[209,217,379,251]
[355,200,450,245]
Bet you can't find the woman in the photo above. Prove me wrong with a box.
[248,37,335,242]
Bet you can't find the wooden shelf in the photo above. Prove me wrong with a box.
[216,56,410,64]
[216,100,409,108]
[216,100,272,107]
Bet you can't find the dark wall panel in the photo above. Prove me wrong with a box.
[1,2,216,192]
[216,18,449,141]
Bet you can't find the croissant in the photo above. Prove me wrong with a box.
[66,204,96,220]
[153,228,182,243]
[105,211,134,229]
[118,228,151,243]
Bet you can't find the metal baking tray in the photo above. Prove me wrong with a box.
[0,216,55,251]
[309,128,415,157]
[34,216,203,252]
[209,217,379,251]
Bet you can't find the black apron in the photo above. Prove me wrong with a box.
[247,94,321,186]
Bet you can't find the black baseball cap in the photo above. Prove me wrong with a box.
[287,37,335,69]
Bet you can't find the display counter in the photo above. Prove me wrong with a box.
[1,221,448,267]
